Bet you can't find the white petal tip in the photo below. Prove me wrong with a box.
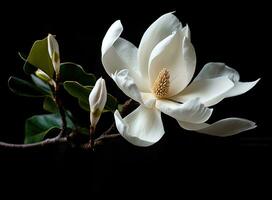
[179,118,257,137]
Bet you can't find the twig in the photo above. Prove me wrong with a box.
[0,137,68,149]
[0,99,134,150]
[54,80,67,138]
[102,123,115,136]
[88,126,95,150]
[94,134,120,146]
[0,132,120,150]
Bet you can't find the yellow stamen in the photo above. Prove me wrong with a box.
[152,68,170,99]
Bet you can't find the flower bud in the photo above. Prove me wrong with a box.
[35,69,56,87]
[35,69,51,82]
[47,34,60,76]
[89,78,107,128]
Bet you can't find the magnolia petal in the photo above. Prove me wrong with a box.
[181,24,191,40]
[148,31,196,96]
[101,21,125,75]
[178,118,257,137]
[114,105,165,147]
[48,34,60,59]
[156,98,213,123]
[138,12,181,81]
[224,79,260,98]
[115,38,151,91]
[101,21,130,74]
[101,20,123,57]
[194,62,260,98]
[47,34,60,75]
[101,20,149,91]
[194,62,240,82]
[112,69,143,104]
[141,92,157,108]
[114,38,138,72]
[172,77,234,106]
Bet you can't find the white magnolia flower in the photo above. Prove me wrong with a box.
[89,78,107,128]
[101,12,260,147]
[48,34,60,76]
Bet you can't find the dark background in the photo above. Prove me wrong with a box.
[0,1,271,197]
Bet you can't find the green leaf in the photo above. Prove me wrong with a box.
[25,36,54,78]
[60,62,96,85]
[24,127,60,144]
[63,81,91,111]
[8,76,47,97]
[31,75,52,94]
[24,62,37,75]
[43,96,58,113]
[63,81,91,101]
[78,99,90,111]
[63,81,118,112]
[77,127,89,136]
[105,94,118,112]
[24,113,74,144]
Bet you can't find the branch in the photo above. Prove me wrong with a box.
[86,126,95,150]
[0,132,120,150]
[120,98,139,117]
[0,137,68,149]
[94,134,120,146]
[0,99,133,150]
[54,80,67,138]
[102,123,115,136]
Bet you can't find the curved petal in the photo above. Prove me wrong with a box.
[101,20,125,76]
[148,30,196,96]
[172,77,234,106]
[141,92,157,108]
[112,69,143,104]
[224,79,260,98]
[48,34,60,60]
[181,24,191,40]
[194,62,260,98]
[101,20,123,57]
[114,38,138,71]
[156,98,213,123]
[101,20,149,92]
[114,105,165,147]
[178,118,257,137]
[138,12,182,81]
[48,34,60,75]
[194,62,240,82]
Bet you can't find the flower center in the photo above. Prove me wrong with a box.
[152,68,170,99]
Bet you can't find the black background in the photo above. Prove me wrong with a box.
[0,1,271,197]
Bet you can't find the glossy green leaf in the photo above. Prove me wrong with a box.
[60,62,96,85]
[18,52,36,75]
[43,96,58,113]
[23,62,37,75]
[78,99,90,111]
[8,76,47,97]
[63,81,118,112]
[63,81,91,101]
[31,74,52,94]
[25,36,54,78]
[105,94,118,112]
[24,127,60,144]
[24,113,74,144]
